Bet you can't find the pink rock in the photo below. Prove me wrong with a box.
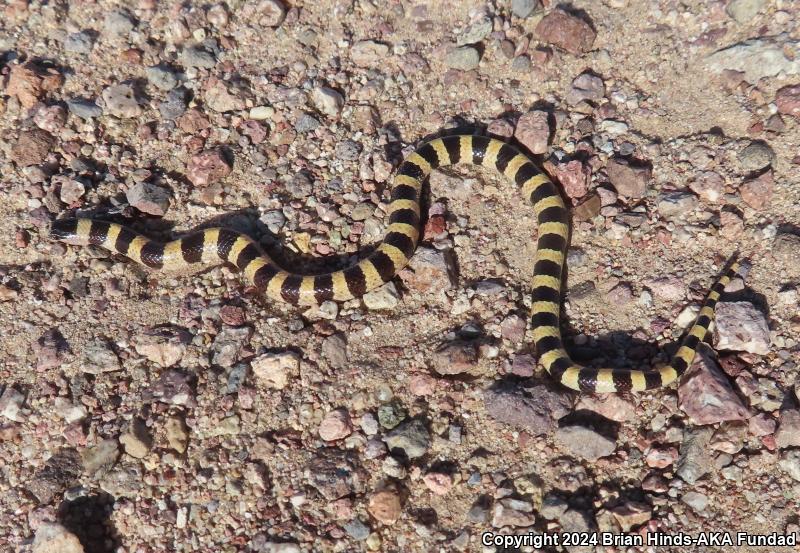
[514,111,550,154]
[575,395,636,422]
[318,408,353,441]
[552,159,589,198]
[678,349,751,425]
[645,276,685,301]
[187,148,233,187]
[423,471,453,495]
[775,408,800,449]
[510,354,536,377]
[535,10,596,55]
[606,158,650,199]
[739,170,773,209]
[408,373,436,396]
[487,118,514,138]
[776,84,800,117]
[748,413,776,437]
[646,445,679,468]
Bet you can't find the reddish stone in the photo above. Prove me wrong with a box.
[535,10,596,55]
[187,148,233,187]
[739,170,773,209]
[10,129,55,167]
[515,110,550,154]
[552,159,590,199]
[775,85,800,117]
[5,61,64,109]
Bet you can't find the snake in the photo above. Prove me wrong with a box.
[50,134,749,393]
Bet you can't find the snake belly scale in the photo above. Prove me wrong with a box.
[51,134,747,394]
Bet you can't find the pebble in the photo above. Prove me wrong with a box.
[251,351,299,389]
[368,490,402,525]
[402,247,457,292]
[681,491,708,512]
[535,9,596,55]
[658,192,698,220]
[318,409,353,441]
[0,386,25,421]
[305,451,365,500]
[343,519,370,541]
[6,61,64,109]
[492,498,536,528]
[63,31,94,54]
[552,160,590,198]
[714,302,770,355]
[555,424,616,461]
[748,413,776,436]
[296,113,320,133]
[321,334,348,369]
[688,171,724,203]
[104,9,135,37]
[739,170,773,209]
[512,0,540,19]
[29,448,82,503]
[779,450,800,481]
[377,402,406,429]
[432,340,478,375]
[351,40,390,66]
[514,110,550,154]
[606,158,650,198]
[80,439,119,479]
[146,369,195,407]
[705,37,800,83]
[611,501,651,531]
[10,129,55,167]
[67,98,102,119]
[256,0,286,27]
[645,445,679,468]
[312,86,344,117]
[575,395,635,422]
[775,85,800,117]
[165,416,189,453]
[146,65,178,91]
[119,419,152,459]
[445,46,481,71]
[775,408,800,449]
[566,72,605,105]
[181,45,217,69]
[187,148,233,187]
[33,523,84,553]
[676,427,714,484]
[158,86,189,122]
[573,193,601,220]
[363,282,400,310]
[487,118,514,138]
[726,0,765,23]
[457,16,493,46]
[383,418,430,459]
[360,413,379,435]
[737,141,774,171]
[678,349,750,424]
[335,139,362,161]
[102,83,142,118]
[56,177,85,204]
[422,471,453,495]
[484,383,571,435]
[126,182,171,216]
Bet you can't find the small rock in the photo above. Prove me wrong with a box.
[484,384,571,435]
[512,0,540,18]
[6,61,64,109]
[552,160,590,198]
[681,491,708,512]
[689,171,725,203]
[165,416,189,453]
[57,177,86,205]
[705,37,800,83]
[726,0,765,23]
[658,192,698,220]
[187,148,232,187]
[535,10,596,55]
[739,170,774,209]
[351,40,390,66]
[775,408,800,449]
[468,496,491,523]
[146,369,195,407]
[305,450,365,500]
[322,334,348,369]
[611,501,651,531]
[0,387,25,422]
[126,182,171,216]
[102,83,142,118]
[566,72,605,105]
[738,141,774,171]
[146,65,178,91]
[445,46,481,71]
[457,16,493,46]
[343,519,370,541]
[363,282,400,310]
[575,395,635,422]
[120,419,152,459]
[514,110,550,154]
[256,0,286,27]
[678,348,750,424]
[423,471,453,495]
[510,354,536,377]
[491,498,536,528]
[181,45,217,68]
[311,86,344,117]
[779,450,800,481]
[748,413,776,436]
[555,424,616,461]
[319,409,353,441]
[368,490,402,525]
[81,439,120,478]
[33,523,84,553]
[63,31,94,54]
[487,118,515,138]
[573,193,601,221]
[714,302,770,355]
[251,351,299,390]
[676,427,714,484]
[606,158,650,198]
[432,340,478,375]
[296,113,320,133]
[134,327,189,367]
[335,139,362,161]
[383,419,430,459]
[402,247,457,292]
[104,9,136,37]
[776,85,800,117]
[67,98,102,119]
[11,129,55,167]
[645,445,679,468]
[28,448,82,503]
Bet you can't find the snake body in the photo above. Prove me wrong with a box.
[51,135,747,393]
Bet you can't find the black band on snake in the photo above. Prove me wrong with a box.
[50,135,750,393]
